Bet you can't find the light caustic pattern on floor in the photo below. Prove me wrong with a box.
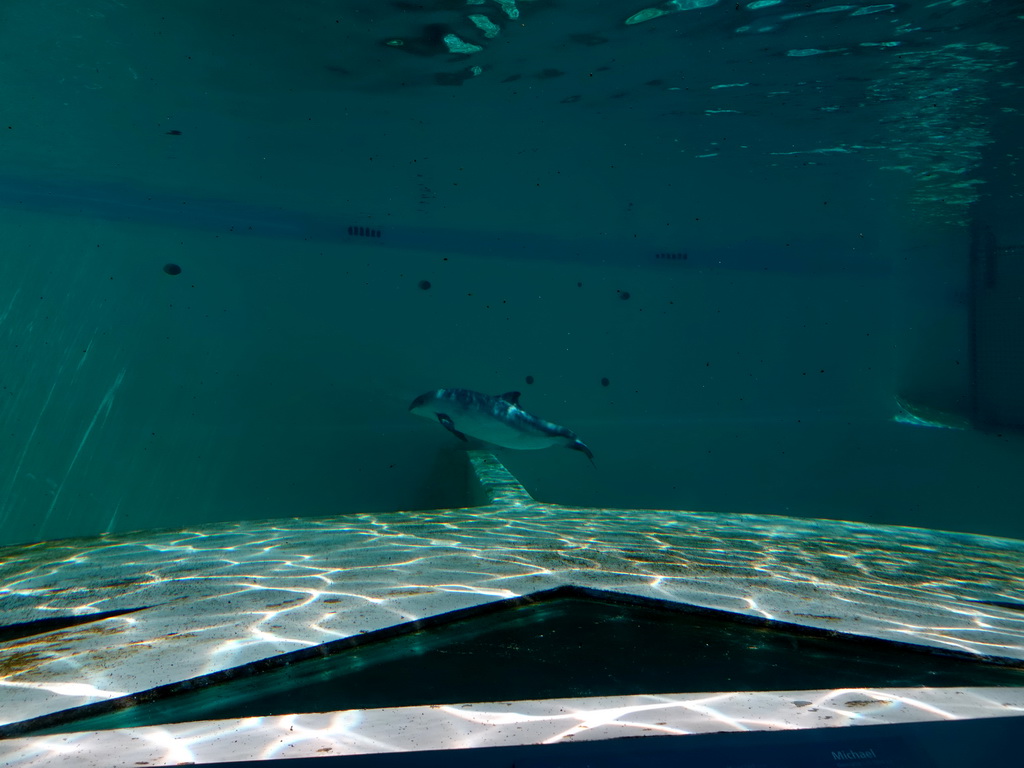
[2,687,1023,768]
[0,452,1023,732]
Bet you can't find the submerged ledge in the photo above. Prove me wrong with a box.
[0,451,1022,743]
[2,687,1023,767]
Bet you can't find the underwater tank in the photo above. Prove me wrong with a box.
[0,1,1023,766]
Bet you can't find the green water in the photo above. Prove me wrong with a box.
[0,1,1022,546]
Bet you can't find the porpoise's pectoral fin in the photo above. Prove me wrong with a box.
[436,413,468,442]
[498,391,522,405]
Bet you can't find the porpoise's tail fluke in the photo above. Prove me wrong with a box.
[567,439,595,467]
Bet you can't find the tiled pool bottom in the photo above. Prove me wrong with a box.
[1,451,1023,764]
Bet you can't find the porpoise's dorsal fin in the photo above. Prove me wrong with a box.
[498,391,522,405]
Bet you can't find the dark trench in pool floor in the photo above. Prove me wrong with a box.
[30,592,1024,735]
[0,607,149,643]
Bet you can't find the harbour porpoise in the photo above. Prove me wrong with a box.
[409,388,593,461]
